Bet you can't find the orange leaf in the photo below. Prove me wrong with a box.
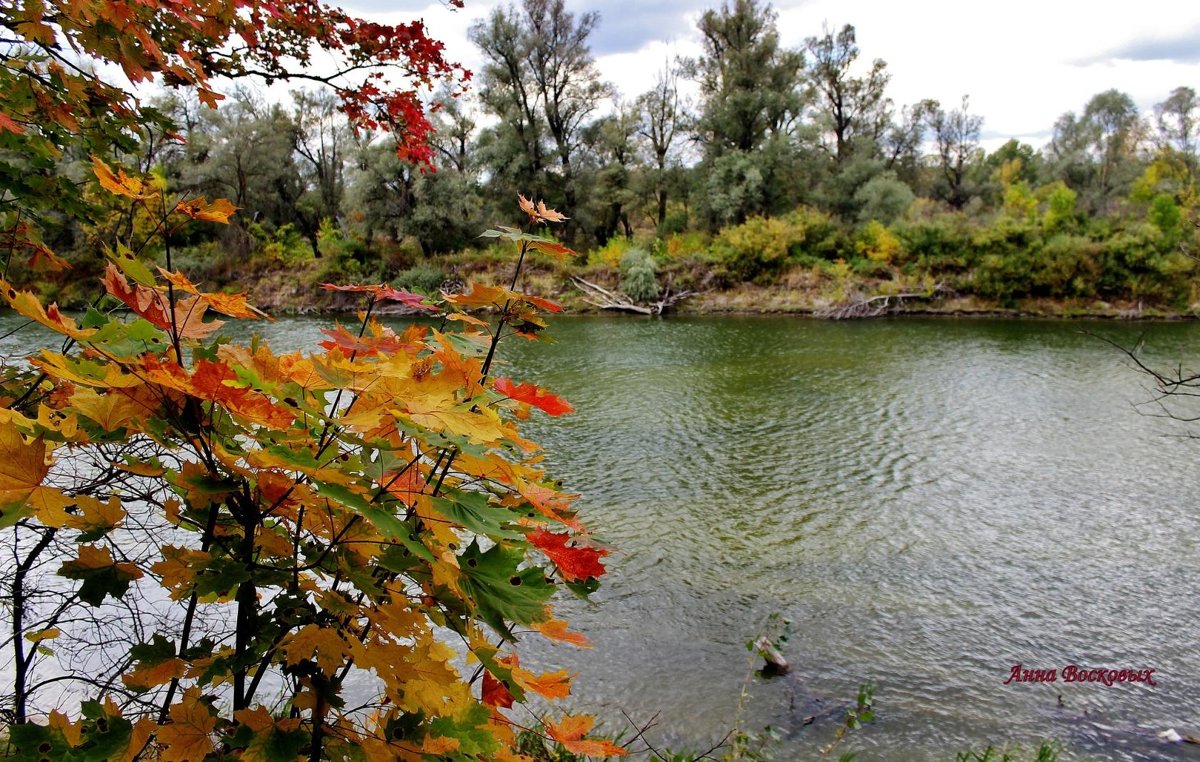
[1,280,95,341]
[90,155,147,199]
[0,111,25,135]
[498,653,571,700]
[532,618,590,648]
[158,687,216,762]
[122,658,186,691]
[494,377,573,416]
[175,196,237,224]
[545,715,625,757]
[518,481,583,531]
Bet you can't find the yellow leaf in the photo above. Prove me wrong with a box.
[176,196,237,224]
[70,387,146,430]
[64,494,125,535]
[122,658,185,691]
[49,709,81,747]
[422,735,461,754]
[151,546,211,600]
[25,628,60,643]
[0,281,95,341]
[158,687,216,762]
[119,718,156,762]
[26,485,74,528]
[0,420,48,511]
[283,625,350,675]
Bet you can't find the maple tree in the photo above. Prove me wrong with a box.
[0,0,466,275]
[0,153,622,759]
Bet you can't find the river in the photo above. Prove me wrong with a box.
[4,314,1200,760]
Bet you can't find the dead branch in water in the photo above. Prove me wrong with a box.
[815,283,951,319]
[572,275,698,315]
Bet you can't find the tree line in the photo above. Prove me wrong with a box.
[16,0,1200,308]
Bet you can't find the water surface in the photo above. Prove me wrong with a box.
[5,313,1199,760]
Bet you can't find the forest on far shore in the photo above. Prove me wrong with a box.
[11,0,1200,315]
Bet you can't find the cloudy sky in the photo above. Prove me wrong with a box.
[344,0,1200,150]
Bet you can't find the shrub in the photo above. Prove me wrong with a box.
[393,262,448,294]
[619,248,661,302]
[710,215,802,282]
[856,219,904,264]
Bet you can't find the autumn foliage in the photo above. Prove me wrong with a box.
[0,159,621,759]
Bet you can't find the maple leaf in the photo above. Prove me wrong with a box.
[494,377,573,416]
[63,494,126,539]
[103,264,224,339]
[321,283,438,312]
[527,527,607,582]
[517,481,583,531]
[283,624,351,675]
[0,111,25,134]
[497,652,571,700]
[545,715,625,757]
[58,545,144,606]
[175,196,237,224]
[444,282,514,312]
[0,420,49,513]
[158,687,216,762]
[528,238,576,261]
[1,280,96,340]
[90,155,148,199]
[517,195,569,225]
[69,387,145,430]
[482,670,515,709]
[122,657,185,691]
[532,618,591,648]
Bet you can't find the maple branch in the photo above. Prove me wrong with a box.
[10,526,56,723]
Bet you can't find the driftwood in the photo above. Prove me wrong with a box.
[753,635,790,677]
[815,282,950,319]
[572,275,697,315]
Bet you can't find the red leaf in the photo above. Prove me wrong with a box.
[528,527,607,582]
[481,670,514,709]
[321,283,438,312]
[494,377,573,416]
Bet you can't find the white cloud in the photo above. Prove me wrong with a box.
[346,0,1200,150]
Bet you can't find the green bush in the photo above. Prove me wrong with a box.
[392,262,447,294]
[619,248,660,303]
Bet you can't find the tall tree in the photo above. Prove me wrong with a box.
[469,0,609,243]
[804,24,891,164]
[291,89,351,225]
[635,65,688,229]
[685,0,805,226]
[926,95,984,209]
[1155,86,1198,173]
[1083,89,1142,199]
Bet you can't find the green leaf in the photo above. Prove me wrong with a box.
[314,481,434,562]
[431,491,523,540]
[458,540,555,635]
[105,242,156,286]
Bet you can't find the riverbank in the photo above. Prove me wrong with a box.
[233,255,1199,321]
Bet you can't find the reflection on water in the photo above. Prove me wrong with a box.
[4,314,1200,760]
